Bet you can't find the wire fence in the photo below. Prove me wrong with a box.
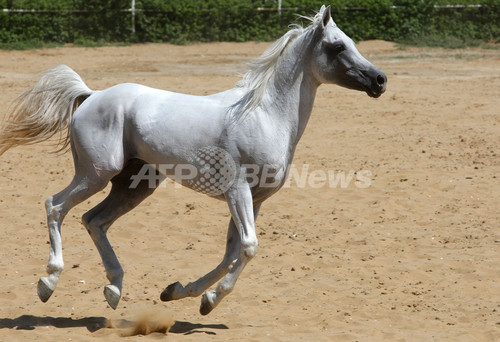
[0,2,497,46]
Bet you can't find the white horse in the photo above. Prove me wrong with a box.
[0,6,386,315]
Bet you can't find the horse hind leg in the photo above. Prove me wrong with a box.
[38,172,110,303]
[82,160,163,309]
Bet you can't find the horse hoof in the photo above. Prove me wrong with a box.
[37,277,55,303]
[160,281,182,302]
[103,285,121,310]
[199,292,215,316]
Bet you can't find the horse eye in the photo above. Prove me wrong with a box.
[334,44,345,53]
[323,42,345,54]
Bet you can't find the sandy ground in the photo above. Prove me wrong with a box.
[0,40,499,341]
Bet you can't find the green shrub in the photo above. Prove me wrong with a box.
[0,0,498,48]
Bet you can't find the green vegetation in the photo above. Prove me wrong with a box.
[0,0,498,49]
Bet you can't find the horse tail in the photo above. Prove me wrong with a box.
[0,64,94,156]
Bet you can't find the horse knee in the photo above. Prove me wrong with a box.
[242,239,258,259]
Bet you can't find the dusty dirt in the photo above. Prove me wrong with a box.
[0,40,499,341]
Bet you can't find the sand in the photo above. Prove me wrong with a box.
[0,40,498,341]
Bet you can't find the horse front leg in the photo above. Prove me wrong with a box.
[160,217,241,301]
[161,184,259,316]
[199,185,259,315]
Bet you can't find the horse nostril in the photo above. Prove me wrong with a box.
[377,74,386,86]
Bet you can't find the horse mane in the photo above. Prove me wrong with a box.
[228,8,334,124]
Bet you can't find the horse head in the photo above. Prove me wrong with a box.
[310,5,387,98]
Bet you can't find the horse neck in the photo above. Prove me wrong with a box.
[266,33,320,144]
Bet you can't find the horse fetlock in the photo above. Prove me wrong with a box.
[106,269,124,286]
[216,279,235,296]
[104,284,121,310]
[186,281,212,297]
[46,262,64,275]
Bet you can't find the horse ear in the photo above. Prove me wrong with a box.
[321,5,332,28]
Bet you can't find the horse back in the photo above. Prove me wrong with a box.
[71,83,236,168]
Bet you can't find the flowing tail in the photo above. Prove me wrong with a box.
[0,65,94,156]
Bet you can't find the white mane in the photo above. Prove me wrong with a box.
[229,7,334,123]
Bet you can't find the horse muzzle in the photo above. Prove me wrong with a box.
[365,69,387,98]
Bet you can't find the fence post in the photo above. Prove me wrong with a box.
[131,0,136,34]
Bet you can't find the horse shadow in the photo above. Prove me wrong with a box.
[0,315,107,332]
[169,321,229,335]
[0,315,229,335]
